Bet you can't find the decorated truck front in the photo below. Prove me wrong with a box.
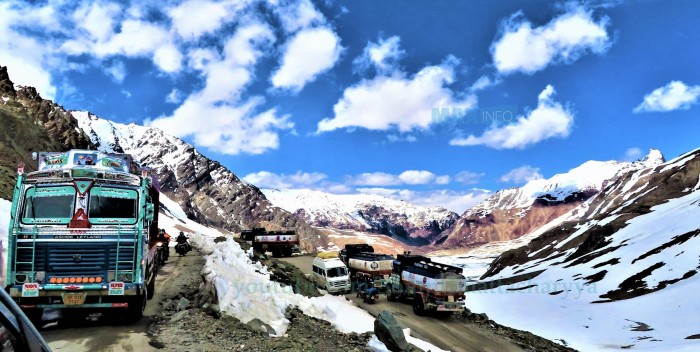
[241,228,299,257]
[339,244,394,288]
[4,150,159,324]
[385,254,466,315]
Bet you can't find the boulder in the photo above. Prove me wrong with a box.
[245,318,276,335]
[176,297,190,311]
[374,310,409,352]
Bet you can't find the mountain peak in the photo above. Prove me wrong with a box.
[0,66,16,97]
[641,148,665,165]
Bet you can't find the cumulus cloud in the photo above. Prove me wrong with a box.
[168,0,243,41]
[450,85,573,149]
[491,7,611,75]
[318,56,477,133]
[499,165,544,184]
[271,27,344,92]
[148,21,294,155]
[346,170,451,186]
[633,81,700,113]
[270,0,326,33]
[243,171,327,189]
[353,36,405,73]
[105,61,126,83]
[357,188,491,213]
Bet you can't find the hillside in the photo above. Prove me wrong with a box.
[436,150,665,249]
[263,188,458,245]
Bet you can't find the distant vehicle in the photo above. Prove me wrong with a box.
[241,228,299,257]
[0,288,51,351]
[385,253,467,316]
[5,150,160,325]
[312,253,351,294]
[339,244,394,289]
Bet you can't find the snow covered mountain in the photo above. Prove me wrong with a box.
[263,188,458,245]
[436,150,665,248]
[71,111,326,251]
[466,147,700,350]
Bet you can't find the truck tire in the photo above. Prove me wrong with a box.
[146,275,156,300]
[126,289,146,323]
[24,308,44,328]
[412,294,425,316]
[282,247,293,257]
[386,285,396,302]
[271,247,282,258]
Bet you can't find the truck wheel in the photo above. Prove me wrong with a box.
[412,295,425,316]
[126,290,146,323]
[386,285,396,302]
[271,247,282,258]
[146,275,156,300]
[24,308,44,328]
[282,247,293,257]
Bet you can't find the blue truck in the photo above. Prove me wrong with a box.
[4,150,160,325]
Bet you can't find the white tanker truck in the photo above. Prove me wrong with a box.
[385,253,467,316]
[339,244,395,289]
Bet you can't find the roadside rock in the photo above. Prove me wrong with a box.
[374,310,410,352]
[245,318,276,335]
[176,297,190,311]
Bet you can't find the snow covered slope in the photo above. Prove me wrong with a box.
[263,188,458,244]
[467,147,700,351]
[71,111,326,251]
[437,150,665,248]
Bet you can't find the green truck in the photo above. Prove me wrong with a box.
[4,150,160,325]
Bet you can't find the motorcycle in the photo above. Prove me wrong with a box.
[175,242,191,256]
[357,283,379,304]
[155,241,169,267]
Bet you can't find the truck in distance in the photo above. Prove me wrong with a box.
[339,244,394,289]
[241,228,299,257]
[5,150,160,325]
[385,252,467,316]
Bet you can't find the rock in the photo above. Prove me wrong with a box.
[176,297,190,311]
[374,310,410,352]
[204,303,221,319]
[276,263,287,271]
[170,310,189,323]
[245,318,276,335]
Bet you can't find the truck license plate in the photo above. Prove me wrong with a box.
[62,293,86,306]
[22,283,39,297]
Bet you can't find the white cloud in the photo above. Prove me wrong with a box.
[450,85,573,149]
[357,187,491,214]
[499,165,544,184]
[622,147,643,162]
[168,0,238,40]
[491,7,611,75]
[105,61,126,83]
[243,171,328,189]
[148,21,294,155]
[348,172,401,186]
[73,2,121,42]
[271,27,343,92]
[270,0,326,33]
[347,170,449,186]
[318,56,477,133]
[469,75,500,92]
[633,81,700,113]
[454,171,484,185]
[387,134,417,143]
[166,89,183,104]
[0,2,61,98]
[353,36,405,73]
[398,170,436,185]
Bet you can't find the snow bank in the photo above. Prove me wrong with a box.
[0,199,10,282]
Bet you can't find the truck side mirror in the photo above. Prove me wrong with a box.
[145,203,155,221]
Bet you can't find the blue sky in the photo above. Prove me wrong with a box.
[2,0,700,213]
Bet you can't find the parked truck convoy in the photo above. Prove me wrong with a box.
[385,253,467,316]
[241,228,299,257]
[4,150,160,324]
[339,244,394,289]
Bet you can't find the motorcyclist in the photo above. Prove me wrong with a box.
[176,231,191,252]
[156,229,170,261]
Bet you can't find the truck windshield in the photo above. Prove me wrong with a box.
[327,267,347,277]
[23,194,74,219]
[89,187,138,219]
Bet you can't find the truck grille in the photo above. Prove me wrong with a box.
[330,280,348,287]
[16,243,136,276]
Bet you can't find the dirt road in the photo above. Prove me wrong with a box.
[41,248,197,351]
[280,255,524,352]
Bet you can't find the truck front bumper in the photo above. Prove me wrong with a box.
[6,283,142,309]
